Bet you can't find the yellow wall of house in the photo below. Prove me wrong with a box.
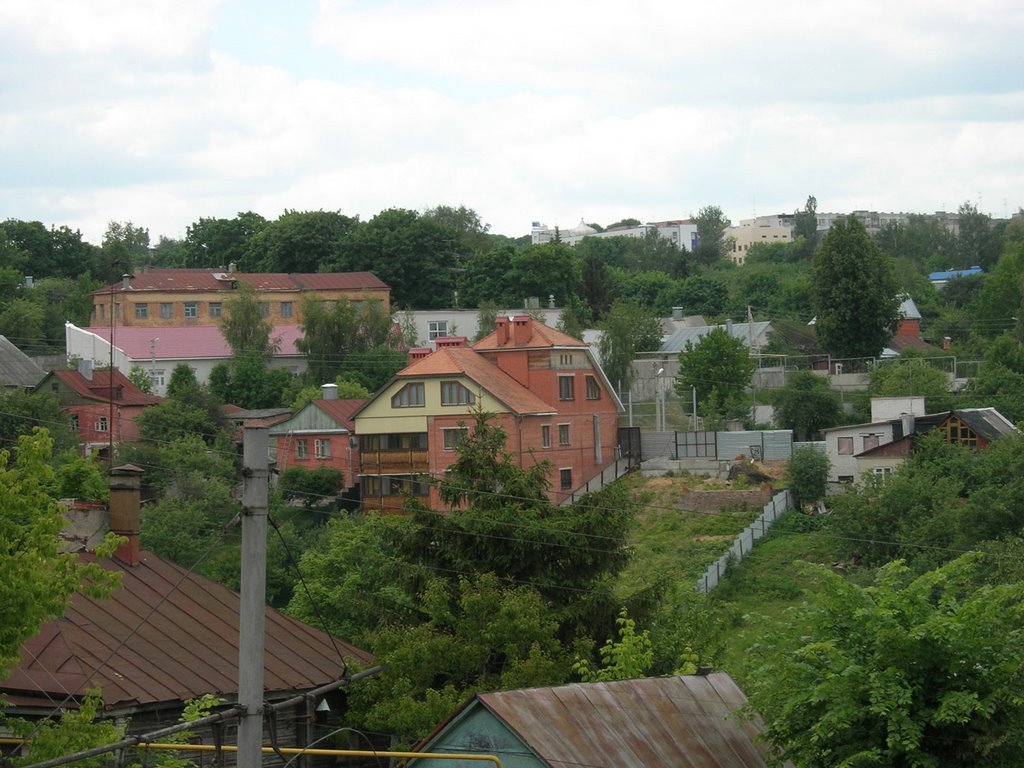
[355,375,511,434]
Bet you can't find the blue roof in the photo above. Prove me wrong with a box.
[929,266,983,281]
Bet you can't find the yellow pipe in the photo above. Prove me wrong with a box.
[0,738,501,767]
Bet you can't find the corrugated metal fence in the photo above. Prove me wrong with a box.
[695,489,794,593]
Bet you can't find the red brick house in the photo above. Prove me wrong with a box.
[268,388,366,491]
[354,316,623,513]
[37,366,163,456]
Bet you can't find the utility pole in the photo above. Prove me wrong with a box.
[238,427,269,766]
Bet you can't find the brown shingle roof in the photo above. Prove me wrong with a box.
[399,347,554,415]
[51,369,163,406]
[473,316,588,351]
[0,550,372,709]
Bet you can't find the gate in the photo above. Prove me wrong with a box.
[677,430,717,458]
[617,427,641,463]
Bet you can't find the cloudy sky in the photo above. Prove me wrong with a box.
[1,0,1022,245]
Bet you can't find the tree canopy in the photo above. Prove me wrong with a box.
[812,216,900,358]
[674,327,755,420]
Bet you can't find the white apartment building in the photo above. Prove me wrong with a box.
[531,219,698,251]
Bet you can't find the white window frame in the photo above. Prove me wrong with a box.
[541,424,551,449]
[96,416,108,433]
[295,439,308,459]
[443,428,466,451]
[184,302,198,319]
[558,423,570,446]
[315,438,331,459]
[428,320,449,341]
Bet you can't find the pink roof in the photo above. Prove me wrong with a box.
[94,270,388,295]
[86,324,305,360]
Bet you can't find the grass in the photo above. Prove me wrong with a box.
[614,474,766,598]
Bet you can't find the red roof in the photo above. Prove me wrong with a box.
[473,316,589,351]
[51,368,163,406]
[314,399,368,431]
[95,270,388,295]
[0,550,372,709]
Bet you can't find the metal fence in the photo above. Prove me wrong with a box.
[695,489,794,593]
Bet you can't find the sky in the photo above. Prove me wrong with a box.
[1,0,1022,246]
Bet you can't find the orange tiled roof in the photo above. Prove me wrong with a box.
[399,347,555,415]
[473,316,589,350]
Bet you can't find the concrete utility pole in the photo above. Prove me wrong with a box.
[238,428,269,766]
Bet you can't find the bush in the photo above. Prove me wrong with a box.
[786,447,829,506]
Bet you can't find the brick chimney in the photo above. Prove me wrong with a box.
[512,315,533,345]
[109,464,144,567]
[943,336,952,351]
[495,316,511,346]
[408,347,432,364]
[436,336,467,349]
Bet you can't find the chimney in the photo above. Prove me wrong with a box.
[512,315,533,345]
[436,336,467,349]
[121,273,131,291]
[672,307,683,321]
[496,315,511,346]
[321,383,338,400]
[109,464,145,567]
[943,336,952,351]
[901,412,915,437]
[24,276,33,289]
[228,261,237,273]
[78,358,94,381]
[408,347,432,364]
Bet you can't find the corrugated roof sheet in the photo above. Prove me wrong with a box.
[313,399,367,431]
[95,270,388,295]
[51,369,163,406]
[660,322,771,354]
[0,550,372,709]
[85,324,305,359]
[0,335,46,387]
[416,673,776,768]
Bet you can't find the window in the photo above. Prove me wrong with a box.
[443,428,466,451]
[98,304,105,320]
[134,303,148,319]
[295,439,308,459]
[428,320,448,341]
[96,416,108,433]
[441,381,475,406]
[280,301,293,318]
[360,432,428,451]
[150,369,165,388]
[541,425,551,449]
[585,375,601,400]
[560,468,572,491]
[315,439,331,459]
[209,302,223,318]
[862,434,880,452]
[184,302,198,319]
[837,436,854,455]
[69,414,79,432]
[559,424,570,446]
[160,303,173,319]
[258,302,270,318]
[872,466,893,478]
[391,382,425,408]
[559,375,575,401]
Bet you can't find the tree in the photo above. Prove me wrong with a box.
[597,300,663,391]
[786,446,830,506]
[811,216,900,358]
[692,205,732,265]
[745,555,1024,767]
[773,370,842,440]
[506,243,581,307]
[572,608,653,682]
[957,201,1002,270]
[792,195,818,260]
[867,356,954,413]
[0,389,73,453]
[247,209,356,273]
[579,249,615,319]
[183,211,267,269]
[219,283,277,358]
[100,221,150,276]
[674,327,755,420]
[296,296,360,384]
[127,364,155,394]
[422,204,492,255]
[278,466,344,508]
[0,429,120,675]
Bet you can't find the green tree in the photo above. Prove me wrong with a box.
[128,364,154,394]
[745,555,1024,767]
[597,300,663,391]
[692,205,732,265]
[572,608,653,682]
[278,466,344,508]
[579,249,615,319]
[183,211,267,269]
[0,389,73,453]
[792,195,818,260]
[219,283,277,358]
[506,242,581,307]
[422,204,492,255]
[296,295,360,384]
[973,242,1024,338]
[0,430,120,675]
[867,356,954,413]
[812,216,900,358]
[99,221,149,276]
[772,370,842,440]
[247,209,357,273]
[674,327,755,420]
[457,245,514,308]
[786,446,830,506]
[957,201,1002,270]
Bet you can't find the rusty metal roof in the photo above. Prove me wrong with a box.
[95,270,389,295]
[415,673,778,768]
[0,550,372,711]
